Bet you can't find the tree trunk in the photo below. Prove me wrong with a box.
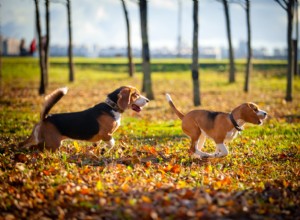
[121,0,134,77]
[34,0,46,95]
[0,36,2,97]
[44,0,50,87]
[222,0,235,83]
[139,0,154,100]
[192,0,200,106]
[286,0,294,101]
[67,0,75,82]
[294,0,298,76]
[244,0,252,93]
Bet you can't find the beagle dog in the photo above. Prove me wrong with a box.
[19,86,149,151]
[166,94,267,158]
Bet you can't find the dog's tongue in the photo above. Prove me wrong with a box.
[131,104,141,112]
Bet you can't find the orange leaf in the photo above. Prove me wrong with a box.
[80,188,90,195]
[141,195,152,203]
[170,164,181,174]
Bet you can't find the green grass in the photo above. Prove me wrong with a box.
[0,57,299,219]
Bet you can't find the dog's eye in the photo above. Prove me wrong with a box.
[132,93,139,98]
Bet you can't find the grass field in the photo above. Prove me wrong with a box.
[0,57,300,219]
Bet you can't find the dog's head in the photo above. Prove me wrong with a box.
[108,86,149,112]
[238,102,268,125]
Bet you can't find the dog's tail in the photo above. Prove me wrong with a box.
[165,93,184,120]
[40,87,68,120]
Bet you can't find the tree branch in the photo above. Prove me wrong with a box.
[274,0,288,11]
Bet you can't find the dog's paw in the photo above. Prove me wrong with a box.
[191,153,201,159]
[213,152,227,158]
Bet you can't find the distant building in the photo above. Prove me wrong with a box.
[50,44,90,57]
[199,46,221,59]
[273,48,287,59]
[236,41,247,58]
[1,37,20,56]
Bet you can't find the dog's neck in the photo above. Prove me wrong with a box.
[105,97,123,113]
[229,113,244,131]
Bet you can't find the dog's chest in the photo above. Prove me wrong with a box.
[225,129,239,141]
[116,118,121,127]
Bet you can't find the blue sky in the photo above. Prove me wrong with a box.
[0,0,292,52]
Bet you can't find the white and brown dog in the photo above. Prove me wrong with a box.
[19,86,149,151]
[166,94,267,158]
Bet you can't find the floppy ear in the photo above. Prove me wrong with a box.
[117,88,132,110]
[247,102,258,111]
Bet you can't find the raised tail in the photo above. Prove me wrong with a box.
[40,87,68,120]
[165,93,184,120]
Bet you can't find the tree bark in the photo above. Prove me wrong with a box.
[286,0,294,101]
[67,0,74,82]
[44,0,50,87]
[139,0,154,100]
[192,0,201,106]
[34,0,46,95]
[121,0,134,77]
[222,0,235,83]
[294,0,298,76]
[0,35,2,97]
[244,0,252,93]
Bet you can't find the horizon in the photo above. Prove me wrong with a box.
[1,0,297,52]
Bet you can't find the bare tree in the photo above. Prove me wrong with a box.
[34,0,46,95]
[218,0,236,83]
[121,0,134,77]
[239,0,252,93]
[67,0,75,82]
[139,0,154,99]
[275,0,295,102]
[294,0,299,76]
[44,0,50,86]
[0,3,2,97]
[192,0,201,106]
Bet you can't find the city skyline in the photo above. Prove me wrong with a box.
[0,0,297,53]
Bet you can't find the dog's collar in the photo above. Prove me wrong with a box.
[229,113,243,131]
[105,98,123,113]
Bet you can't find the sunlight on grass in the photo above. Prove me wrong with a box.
[0,57,299,219]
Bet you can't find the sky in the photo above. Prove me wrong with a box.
[0,0,294,52]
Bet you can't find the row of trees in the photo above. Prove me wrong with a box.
[33,0,297,104]
[34,0,74,95]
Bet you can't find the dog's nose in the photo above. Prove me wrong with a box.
[145,98,150,103]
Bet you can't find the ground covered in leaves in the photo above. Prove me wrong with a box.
[0,58,300,219]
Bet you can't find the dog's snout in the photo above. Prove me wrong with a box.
[145,98,150,103]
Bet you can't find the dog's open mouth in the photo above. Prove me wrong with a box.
[131,104,142,112]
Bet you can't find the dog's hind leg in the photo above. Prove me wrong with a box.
[19,124,41,149]
[196,133,206,151]
[191,133,213,158]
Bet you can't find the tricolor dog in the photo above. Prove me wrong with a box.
[166,94,267,158]
[19,86,149,151]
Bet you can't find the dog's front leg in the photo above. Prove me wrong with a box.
[193,135,214,158]
[213,143,229,157]
[105,138,115,148]
[104,138,115,154]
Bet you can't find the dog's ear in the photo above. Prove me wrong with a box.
[117,87,133,111]
[247,102,258,112]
